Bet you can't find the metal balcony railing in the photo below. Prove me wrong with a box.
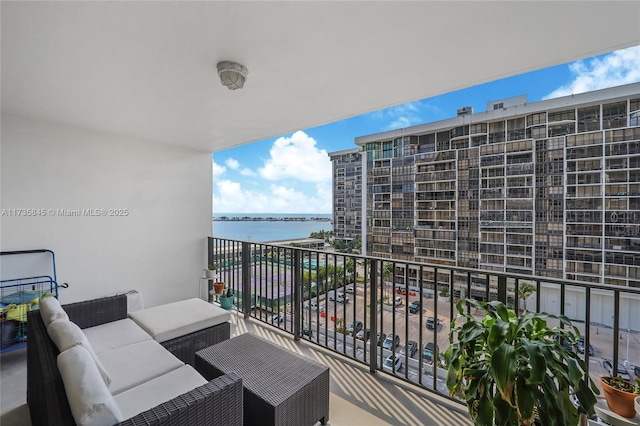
[208,237,640,401]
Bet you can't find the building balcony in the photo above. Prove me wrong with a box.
[5,238,640,424]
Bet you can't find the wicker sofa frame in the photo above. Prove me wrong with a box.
[26,294,241,426]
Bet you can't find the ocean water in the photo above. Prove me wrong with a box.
[212,213,332,242]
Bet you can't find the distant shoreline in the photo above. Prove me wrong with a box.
[213,216,331,222]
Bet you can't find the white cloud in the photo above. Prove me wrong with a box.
[212,159,226,178]
[212,179,331,214]
[212,132,332,213]
[258,131,331,183]
[369,101,431,130]
[544,45,640,99]
[222,157,256,176]
[225,158,240,169]
[388,116,413,129]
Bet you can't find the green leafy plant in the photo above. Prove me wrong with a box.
[208,263,218,271]
[603,376,639,393]
[445,299,598,426]
[224,288,233,298]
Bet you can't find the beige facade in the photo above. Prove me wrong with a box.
[350,83,640,288]
[328,149,363,242]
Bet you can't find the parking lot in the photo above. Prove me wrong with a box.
[295,283,640,391]
[300,285,455,366]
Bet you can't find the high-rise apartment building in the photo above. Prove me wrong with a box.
[337,83,639,288]
[328,148,363,241]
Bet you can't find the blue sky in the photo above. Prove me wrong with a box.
[213,45,640,214]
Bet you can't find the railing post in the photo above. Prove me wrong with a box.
[293,249,301,341]
[613,290,620,376]
[241,242,251,319]
[584,287,591,375]
[497,275,507,304]
[369,259,378,374]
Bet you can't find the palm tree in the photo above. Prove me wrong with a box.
[382,262,394,298]
[518,281,536,311]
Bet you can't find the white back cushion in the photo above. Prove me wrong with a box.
[39,296,68,326]
[48,319,112,386]
[57,345,124,426]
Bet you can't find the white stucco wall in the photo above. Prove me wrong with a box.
[538,284,640,332]
[1,114,211,307]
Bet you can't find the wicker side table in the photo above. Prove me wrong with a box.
[195,333,329,426]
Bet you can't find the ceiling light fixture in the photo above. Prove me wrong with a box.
[217,61,248,90]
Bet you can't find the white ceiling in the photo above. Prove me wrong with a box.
[2,1,639,152]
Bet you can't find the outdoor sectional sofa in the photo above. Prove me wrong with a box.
[27,294,242,426]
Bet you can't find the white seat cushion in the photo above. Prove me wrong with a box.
[82,318,152,354]
[48,319,111,386]
[57,345,124,426]
[128,298,230,343]
[97,339,184,395]
[114,365,207,420]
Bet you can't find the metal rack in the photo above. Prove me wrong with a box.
[1,249,61,353]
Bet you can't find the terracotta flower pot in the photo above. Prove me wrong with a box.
[213,282,225,295]
[601,376,638,418]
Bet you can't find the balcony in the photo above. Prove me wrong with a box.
[4,238,640,424]
[1,307,472,426]
[208,237,640,407]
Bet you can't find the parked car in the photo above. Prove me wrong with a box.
[348,321,363,335]
[576,336,594,356]
[426,317,439,329]
[423,342,438,364]
[371,332,387,347]
[301,328,313,338]
[393,296,403,306]
[345,285,355,294]
[269,313,284,324]
[400,340,418,358]
[306,299,323,311]
[382,334,400,350]
[328,290,349,303]
[356,328,371,341]
[383,355,403,373]
[408,300,421,314]
[603,359,631,381]
[554,335,574,351]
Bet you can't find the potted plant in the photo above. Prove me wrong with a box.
[600,375,640,418]
[445,299,598,426]
[219,288,234,310]
[212,281,225,295]
[205,264,218,279]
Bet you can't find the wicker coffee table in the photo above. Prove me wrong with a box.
[195,333,329,426]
